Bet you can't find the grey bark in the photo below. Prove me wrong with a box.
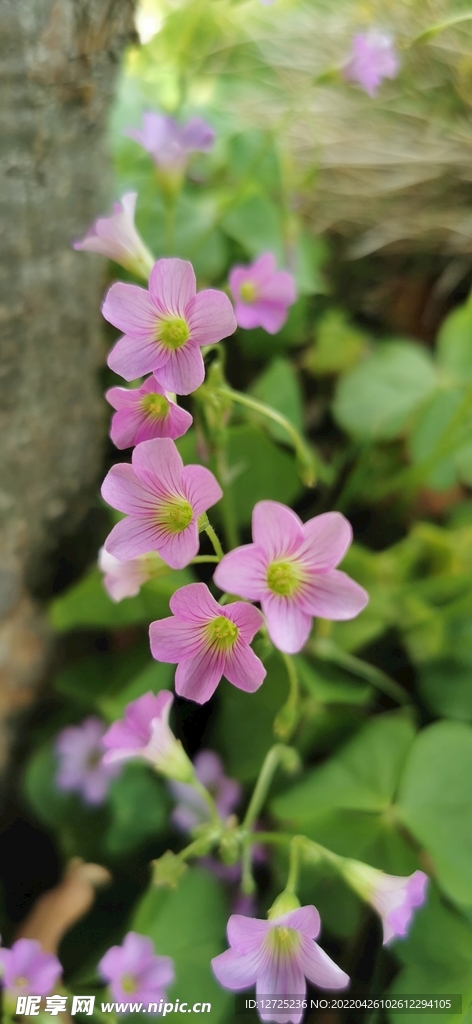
[0,0,136,761]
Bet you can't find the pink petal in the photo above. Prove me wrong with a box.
[224,602,265,642]
[154,341,205,395]
[259,270,296,306]
[101,464,156,514]
[175,649,224,703]
[104,516,161,561]
[252,501,304,559]
[211,947,261,991]
[213,545,268,600]
[132,437,184,494]
[149,615,205,661]
[227,915,271,953]
[298,512,353,571]
[234,300,271,332]
[109,407,147,449]
[180,118,215,152]
[169,582,222,622]
[157,523,200,569]
[106,385,141,411]
[262,593,312,654]
[276,906,320,939]
[256,956,306,1023]
[298,570,369,620]
[224,640,266,693]
[187,290,237,346]
[108,334,168,381]
[181,464,223,516]
[149,258,196,316]
[298,936,350,990]
[245,300,289,335]
[250,253,277,283]
[164,402,193,440]
[102,282,158,338]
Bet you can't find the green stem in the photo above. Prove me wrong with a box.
[241,844,256,895]
[273,653,300,740]
[190,555,220,564]
[192,778,221,824]
[204,522,225,561]
[311,637,411,706]
[214,445,239,551]
[242,745,291,830]
[218,387,317,487]
[286,836,303,894]
[412,13,472,44]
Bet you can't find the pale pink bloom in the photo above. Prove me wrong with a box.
[125,112,215,172]
[214,501,368,655]
[149,582,266,704]
[169,749,241,831]
[212,907,349,1023]
[344,31,399,97]
[102,690,193,782]
[0,940,62,999]
[103,258,236,394]
[99,932,174,1011]
[229,254,296,334]
[73,193,154,279]
[55,717,120,805]
[101,438,222,570]
[98,547,169,602]
[342,861,428,944]
[106,376,192,449]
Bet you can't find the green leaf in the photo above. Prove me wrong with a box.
[211,651,288,783]
[397,721,472,906]
[419,660,472,722]
[333,342,437,440]
[296,657,372,706]
[250,357,303,444]
[49,567,193,632]
[222,192,284,263]
[408,389,462,491]
[132,868,231,1022]
[292,234,328,297]
[55,645,151,715]
[304,309,368,375]
[100,659,175,722]
[105,764,168,856]
[437,302,472,383]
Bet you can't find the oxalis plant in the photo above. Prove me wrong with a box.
[6,10,472,1024]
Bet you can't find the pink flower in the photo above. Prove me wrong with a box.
[213,501,368,655]
[125,112,215,173]
[212,907,349,1023]
[99,932,174,1011]
[149,582,266,704]
[342,861,428,945]
[169,749,241,831]
[98,547,168,602]
[0,939,62,999]
[106,376,192,449]
[229,254,296,334]
[55,717,120,805]
[101,438,222,570]
[344,31,399,98]
[73,193,154,279]
[103,258,236,394]
[102,690,194,782]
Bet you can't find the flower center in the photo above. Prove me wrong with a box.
[239,280,258,303]
[157,497,193,534]
[206,615,239,651]
[158,316,190,350]
[121,975,137,994]
[14,977,29,989]
[266,925,301,957]
[267,560,300,597]
[141,393,169,419]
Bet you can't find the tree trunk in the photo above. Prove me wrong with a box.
[0,0,136,763]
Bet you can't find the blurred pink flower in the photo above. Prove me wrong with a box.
[125,112,214,172]
[101,438,222,570]
[73,193,154,279]
[102,690,193,782]
[342,861,428,944]
[169,749,241,831]
[99,932,174,1011]
[214,501,368,654]
[344,31,399,97]
[106,376,192,449]
[212,907,349,1023]
[55,716,120,805]
[229,254,296,334]
[149,582,266,704]
[103,258,236,394]
[0,940,62,999]
[98,547,165,602]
